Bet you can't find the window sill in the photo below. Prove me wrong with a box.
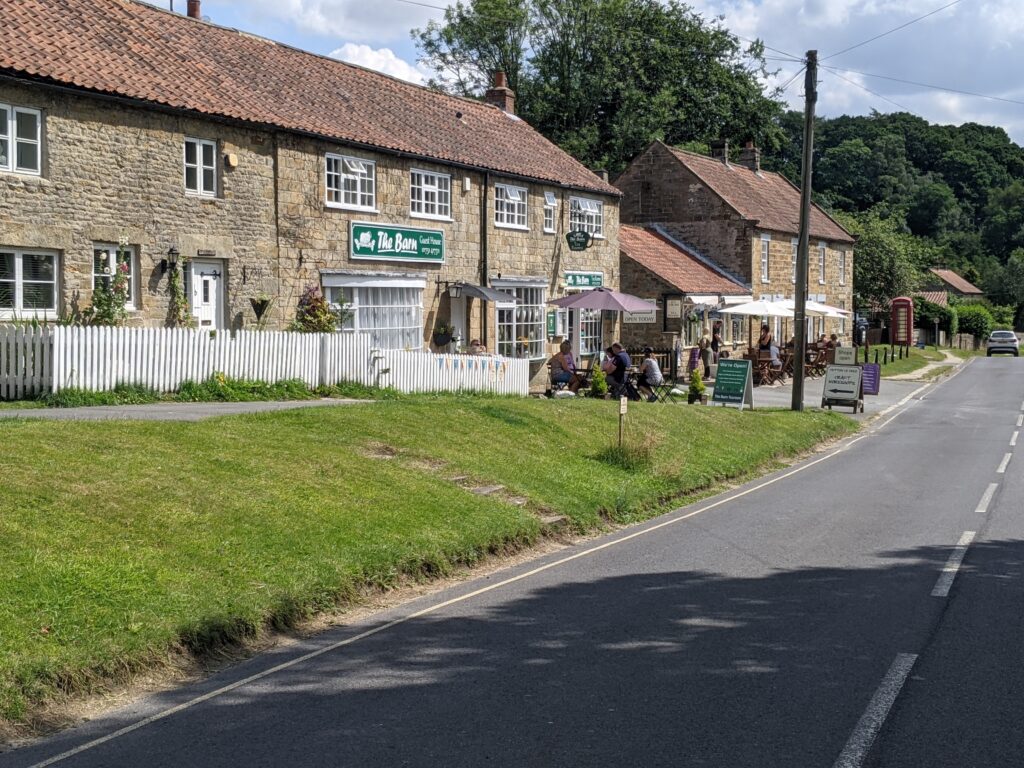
[326,202,379,214]
[186,192,220,201]
[0,310,57,321]
[495,223,529,232]
[410,213,454,223]
[543,229,557,235]
[0,168,44,181]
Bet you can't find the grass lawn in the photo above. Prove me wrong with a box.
[864,345,945,377]
[0,397,854,728]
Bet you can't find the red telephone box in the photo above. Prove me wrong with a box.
[891,297,914,346]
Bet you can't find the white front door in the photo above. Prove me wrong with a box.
[190,260,225,329]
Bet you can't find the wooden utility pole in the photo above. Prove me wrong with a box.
[791,50,818,412]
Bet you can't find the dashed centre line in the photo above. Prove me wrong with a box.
[997,453,1012,474]
[976,483,998,514]
[931,531,976,598]
[1012,432,1019,447]
[1016,414,1022,428]
[832,653,919,768]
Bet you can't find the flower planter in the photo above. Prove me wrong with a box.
[432,333,453,347]
[250,298,271,322]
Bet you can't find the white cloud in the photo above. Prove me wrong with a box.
[689,0,1024,144]
[233,0,435,44]
[329,43,428,84]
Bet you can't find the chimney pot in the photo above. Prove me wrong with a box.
[710,139,729,164]
[187,0,201,19]
[484,70,516,114]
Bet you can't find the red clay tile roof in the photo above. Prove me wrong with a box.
[928,268,983,295]
[663,144,854,243]
[915,290,949,307]
[620,225,750,296]
[0,0,617,196]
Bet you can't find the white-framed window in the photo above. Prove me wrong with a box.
[0,248,58,318]
[0,104,42,175]
[839,248,847,285]
[92,243,137,310]
[326,154,376,211]
[818,242,827,284]
[760,234,771,283]
[569,197,603,237]
[578,308,602,356]
[184,137,217,197]
[790,238,798,284]
[410,169,451,220]
[543,192,557,234]
[495,183,528,229]
[495,283,546,359]
[323,275,424,350]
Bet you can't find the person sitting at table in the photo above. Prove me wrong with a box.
[816,334,828,349]
[637,347,664,402]
[829,333,841,348]
[549,340,582,393]
[758,324,773,351]
[605,342,632,398]
[469,338,487,354]
[770,343,785,380]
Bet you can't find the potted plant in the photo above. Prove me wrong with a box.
[432,321,456,347]
[250,292,273,324]
[687,367,706,404]
[589,368,609,398]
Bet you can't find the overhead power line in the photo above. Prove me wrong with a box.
[778,66,807,94]
[822,0,967,61]
[822,65,1024,108]
[824,69,917,115]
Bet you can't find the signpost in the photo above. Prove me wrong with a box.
[711,358,754,410]
[566,231,592,251]
[822,364,863,413]
[619,396,628,447]
[351,222,445,263]
[861,363,881,396]
[624,299,658,324]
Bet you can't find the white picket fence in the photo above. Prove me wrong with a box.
[0,326,527,398]
[0,326,52,399]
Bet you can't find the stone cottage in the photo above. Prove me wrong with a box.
[616,140,855,344]
[0,0,620,386]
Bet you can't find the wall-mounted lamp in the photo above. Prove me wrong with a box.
[450,282,463,299]
[160,247,180,275]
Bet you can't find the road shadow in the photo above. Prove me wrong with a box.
[7,539,1024,768]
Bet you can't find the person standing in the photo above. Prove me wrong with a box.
[699,326,712,379]
[711,321,724,363]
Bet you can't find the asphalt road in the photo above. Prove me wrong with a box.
[5,356,1023,768]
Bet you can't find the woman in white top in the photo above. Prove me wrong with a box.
[637,347,664,402]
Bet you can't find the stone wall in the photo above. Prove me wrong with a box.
[0,81,279,328]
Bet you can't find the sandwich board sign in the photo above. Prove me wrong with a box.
[711,358,753,411]
[861,363,881,396]
[822,364,863,413]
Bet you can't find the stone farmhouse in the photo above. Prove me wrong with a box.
[0,0,620,387]
[615,140,855,345]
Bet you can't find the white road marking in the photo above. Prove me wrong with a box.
[875,383,931,420]
[997,453,1012,474]
[24,430,875,768]
[1016,414,1022,428]
[832,653,919,768]
[931,531,976,598]
[976,483,998,514]
[1012,431,1019,447]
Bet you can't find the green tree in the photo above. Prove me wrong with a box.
[414,0,784,174]
[836,210,925,310]
[956,303,994,340]
[907,179,961,238]
[983,181,1024,262]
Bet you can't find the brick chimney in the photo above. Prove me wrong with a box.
[710,139,729,165]
[484,71,516,114]
[738,140,761,172]
[187,0,201,19]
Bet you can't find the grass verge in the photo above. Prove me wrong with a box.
[864,345,944,377]
[0,397,855,731]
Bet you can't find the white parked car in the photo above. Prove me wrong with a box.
[986,330,1019,357]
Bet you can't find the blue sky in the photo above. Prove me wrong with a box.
[164,0,1024,145]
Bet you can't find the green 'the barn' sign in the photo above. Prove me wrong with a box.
[350,222,445,264]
